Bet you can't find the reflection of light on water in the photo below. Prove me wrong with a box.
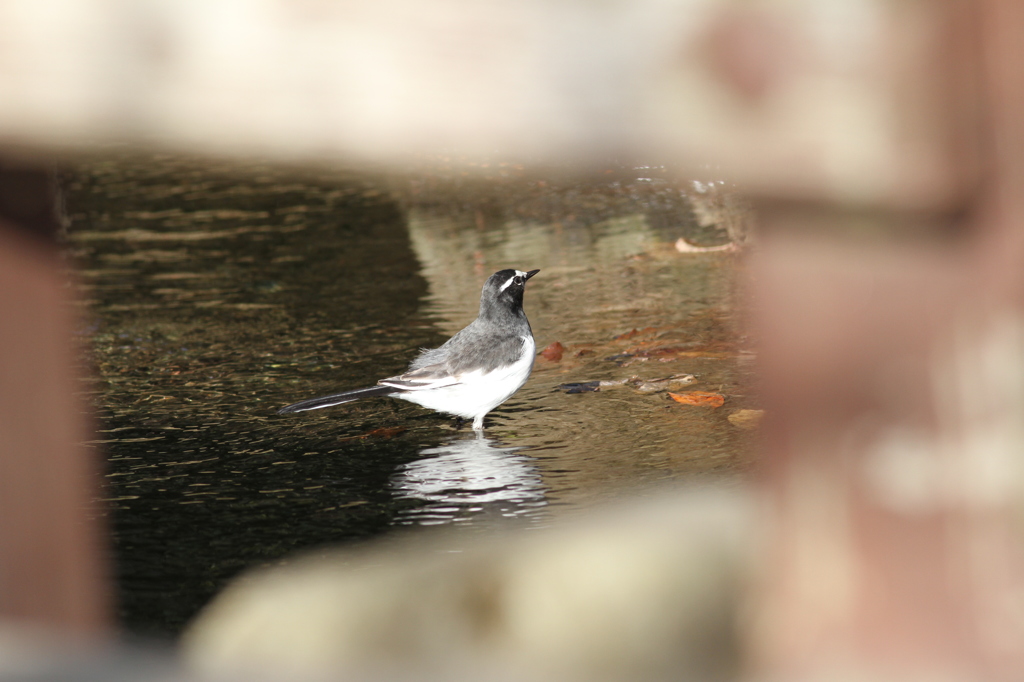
[391,435,546,526]
[405,210,657,334]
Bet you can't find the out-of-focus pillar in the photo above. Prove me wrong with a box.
[747,2,1024,680]
[0,161,110,635]
[977,0,1024,288]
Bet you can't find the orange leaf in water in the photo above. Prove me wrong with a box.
[540,341,565,362]
[668,391,725,408]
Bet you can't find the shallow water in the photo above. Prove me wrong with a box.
[66,156,756,637]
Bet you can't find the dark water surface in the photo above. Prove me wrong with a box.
[66,156,756,637]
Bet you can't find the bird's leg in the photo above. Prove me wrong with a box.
[471,415,485,431]
[451,417,467,430]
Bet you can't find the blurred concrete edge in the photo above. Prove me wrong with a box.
[181,485,753,682]
[0,0,975,211]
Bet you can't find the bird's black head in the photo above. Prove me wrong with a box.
[479,268,539,319]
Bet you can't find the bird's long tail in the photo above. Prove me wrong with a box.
[276,385,397,414]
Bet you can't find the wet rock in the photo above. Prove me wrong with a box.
[630,374,695,394]
[559,374,696,395]
[727,409,764,429]
[674,238,738,254]
[558,381,602,394]
[604,353,640,365]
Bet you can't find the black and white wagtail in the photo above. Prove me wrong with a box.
[278,268,540,430]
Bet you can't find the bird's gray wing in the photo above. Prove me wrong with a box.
[378,363,461,391]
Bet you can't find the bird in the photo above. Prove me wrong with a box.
[277,268,540,431]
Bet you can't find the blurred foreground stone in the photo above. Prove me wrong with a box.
[183,487,750,682]
[0,622,181,681]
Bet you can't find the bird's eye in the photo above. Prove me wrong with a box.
[513,276,524,285]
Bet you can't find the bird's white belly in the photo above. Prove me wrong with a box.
[396,337,536,420]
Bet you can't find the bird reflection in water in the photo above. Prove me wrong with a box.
[391,434,546,527]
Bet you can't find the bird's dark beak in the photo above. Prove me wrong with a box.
[525,269,540,281]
